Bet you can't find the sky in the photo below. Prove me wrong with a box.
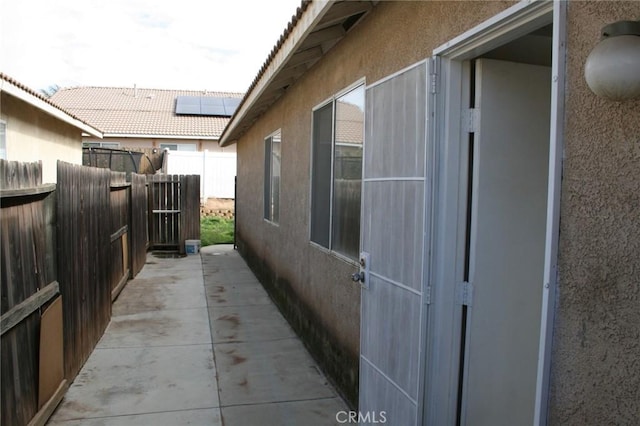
[0,0,302,94]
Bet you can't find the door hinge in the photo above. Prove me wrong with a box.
[462,108,480,133]
[425,285,432,305]
[456,282,474,306]
[429,56,440,94]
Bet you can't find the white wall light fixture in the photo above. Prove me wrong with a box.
[584,20,640,101]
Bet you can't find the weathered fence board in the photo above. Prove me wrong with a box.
[180,174,201,250]
[110,172,130,301]
[56,161,112,380]
[147,174,200,253]
[0,160,57,426]
[129,173,148,277]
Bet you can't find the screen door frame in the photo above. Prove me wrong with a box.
[423,1,566,425]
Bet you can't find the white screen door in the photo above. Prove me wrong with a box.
[459,58,551,425]
[359,62,428,426]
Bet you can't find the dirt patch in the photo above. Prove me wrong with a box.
[201,197,235,219]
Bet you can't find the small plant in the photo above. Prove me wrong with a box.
[201,216,234,246]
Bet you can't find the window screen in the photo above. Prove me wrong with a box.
[310,84,364,259]
[310,103,333,248]
[264,130,281,223]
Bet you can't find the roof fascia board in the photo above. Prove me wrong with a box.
[1,80,103,138]
[100,133,220,141]
[220,0,334,147]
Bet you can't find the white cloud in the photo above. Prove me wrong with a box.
[0,0,301,92]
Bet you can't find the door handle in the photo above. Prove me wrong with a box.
[351,252,370,289]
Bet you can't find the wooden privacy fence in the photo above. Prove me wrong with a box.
[147,174,200,253]
[56,161,112,382]
[0,160,150,426]
[0,160,64,426]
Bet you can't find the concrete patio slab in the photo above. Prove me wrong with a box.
[205,281,272,307]
[209,304,296,343]
[201,245,348,425]
[221,398,348,426]
[49,408,221,426]
[48,245,347,426]
[49,345,218,421]
[97,307,211,348]
[215,338,337,406]
[204,269,261,285]
[48,251,221,425]
[113,280,207,315]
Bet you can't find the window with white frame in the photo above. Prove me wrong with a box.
[83,141,120,149]
[0,121,6,160]
[310,84,364,259]
[264,130,281,223]
[160,143,197,151]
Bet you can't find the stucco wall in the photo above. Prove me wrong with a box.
[235,0,513,406]
[2,93,82,183]
[549,2,640,424]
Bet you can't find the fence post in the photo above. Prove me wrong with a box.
[202,149,207,203]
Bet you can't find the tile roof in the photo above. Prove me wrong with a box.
[336,101,364,144]
[50,86,244,138]
[0,72,103,136]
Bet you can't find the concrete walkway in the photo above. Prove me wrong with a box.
[48,245,347,425]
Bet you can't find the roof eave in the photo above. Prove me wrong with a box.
[99,133,221,141]
[1,79,103,139]
[219,0,335,147]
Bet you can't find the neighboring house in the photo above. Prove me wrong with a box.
[219,1,640,425]
[51,86,243,198]
[50,86,242,153]
[0,73,103,183]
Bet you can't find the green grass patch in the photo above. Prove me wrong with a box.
[201,216,234,246]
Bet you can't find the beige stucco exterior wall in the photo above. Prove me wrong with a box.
[235,0,514,405]
[549,2,640,424]
[2,92,82,183]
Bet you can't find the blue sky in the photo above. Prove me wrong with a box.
[0,0,302,93]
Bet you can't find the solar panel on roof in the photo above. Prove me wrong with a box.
[223,97,241,115]
[201,104,227,116]
[200,97,226,115]
[175,96,239,116]
[175,96,201,115]
[201,97,224,106]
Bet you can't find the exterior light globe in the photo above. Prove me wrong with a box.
[584,22,640,101]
